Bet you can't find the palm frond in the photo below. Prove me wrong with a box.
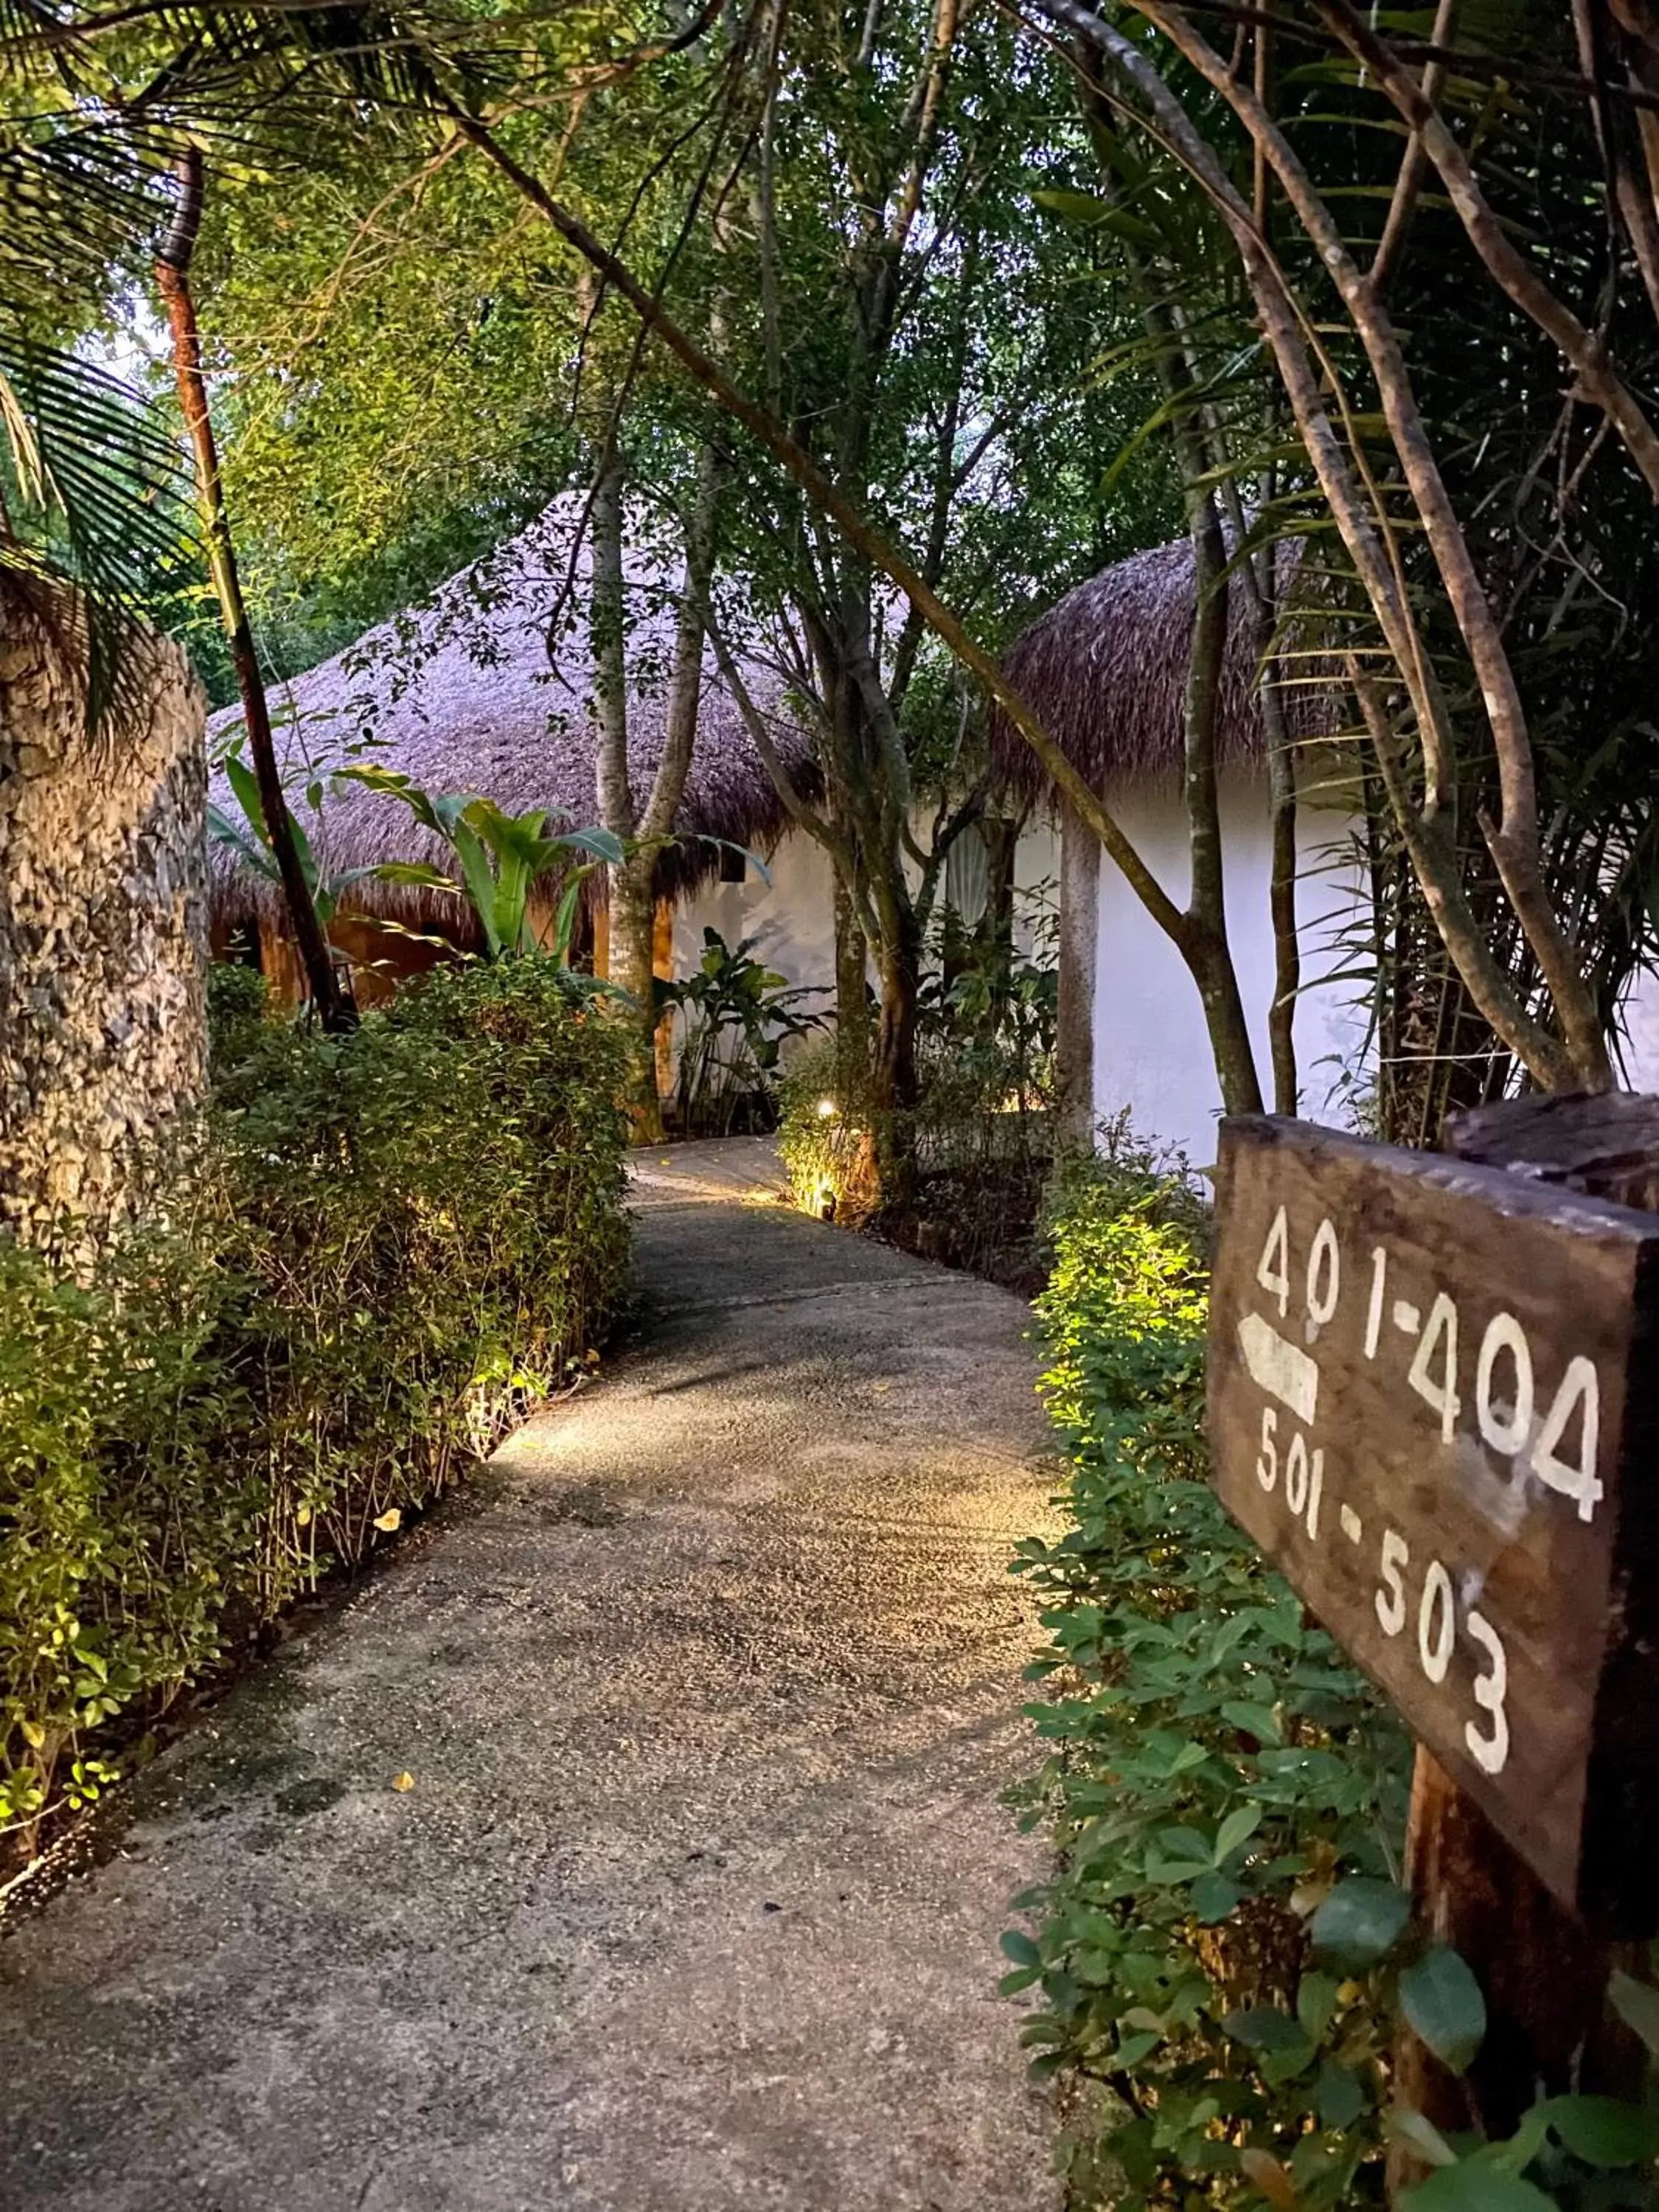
[0,330,187,728]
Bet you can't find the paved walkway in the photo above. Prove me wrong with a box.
[0,1141,1061,2212]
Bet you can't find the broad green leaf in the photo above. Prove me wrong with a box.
[1543,2095,1659,2168]
[1190,1871,1240,1924]
[552,826,626,866]
[1315,2056,1366,2130]
[450,815,503,959]
[1221,1700,1283,1745]
[1223,2007,1310,2055]
[1608,1970,1659,2058]
[1308,1879,1411,1967]
[373,862,462,892]
[1296,1970,1340,2043]
[1400,1947,1486,2074]
[223,754,268,843]
[1000,1929,1040,1968]
[1388,2110,1458,2169]
[1403,2162,1557,2212]
[1214,1803,1263,1863]
[1146,1850,1214,1885]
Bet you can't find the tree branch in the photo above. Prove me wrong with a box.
[448,102,1195,955]
[1316,0,1659,501]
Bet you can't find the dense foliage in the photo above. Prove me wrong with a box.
[778,905,1058,1284]
[0,959,630,1846]
[1011,1138,1412,2207]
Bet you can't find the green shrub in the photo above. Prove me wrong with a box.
[777,945,1057,1288]
[0,958,630,1840]
[206,957,271,1077]
[1010,1133,1411,2211]
[777,1038,868,1216]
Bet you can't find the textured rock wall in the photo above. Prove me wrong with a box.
[0,585,209,1265]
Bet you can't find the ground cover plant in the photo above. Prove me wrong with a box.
[0,959,630,1860]
[1012,1135,1659,2210]
[1011,1133,1413,2205]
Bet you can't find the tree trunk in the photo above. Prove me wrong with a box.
[154,145,352,1034]
[587,451,662,1136]
[873,917,922,1114]
[607,851,663,1138]
[833,872,873,1098]
[0,580,208,1270]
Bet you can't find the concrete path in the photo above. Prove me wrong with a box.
[0,1141,1061,2212]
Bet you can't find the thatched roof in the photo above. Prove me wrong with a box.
[207,501,817,935]
[990,536,1314,804]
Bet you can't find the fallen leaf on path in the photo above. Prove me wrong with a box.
[373,1509,401,1533]
[393,1771,416,1792]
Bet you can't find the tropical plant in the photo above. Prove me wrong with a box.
[335,765,622,963]
[1034,0,1659,1102]
[207,747,383,935]
[656,927,827,1136]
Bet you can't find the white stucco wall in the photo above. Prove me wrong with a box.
[1616,975,1659,1091]
[670,794,1659,1144]
[1062,772,1372,1167]
[672,829,839,1044]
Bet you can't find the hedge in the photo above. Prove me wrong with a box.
[0,958,630,1841]
[1008,1137,1411,2211]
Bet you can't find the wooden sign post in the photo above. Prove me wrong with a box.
[1207,1108,1659,2126]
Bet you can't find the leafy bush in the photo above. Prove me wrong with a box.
[777,915,1058,1287]
[658,928,827,1137]
[1010,1133,1413,2210]
[1,958,630,1843]
[206,957,271,1076]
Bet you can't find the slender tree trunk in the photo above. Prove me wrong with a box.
[587,451,661,1135]
[1178,490,1265,1118]
[1253,546,1300,1116]
[1057,803,1101,1152]
[833,872,873,1096]
[608,853,663,1134]
[874,917,922,1115]
[154,144,352,1033]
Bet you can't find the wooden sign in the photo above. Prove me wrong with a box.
[1208,1116,1659,1933]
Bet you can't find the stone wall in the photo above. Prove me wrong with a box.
[0,583,209,1265]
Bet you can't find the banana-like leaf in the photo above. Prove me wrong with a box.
[206,804,279,880]
[222,754,270,845]
[548,825,626,866]
[547,864,597,964]
[333,763,451,836]
[372,860,465,894]
[448,813,506,960]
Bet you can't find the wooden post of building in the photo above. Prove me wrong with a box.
[1390,1094,1659,2150]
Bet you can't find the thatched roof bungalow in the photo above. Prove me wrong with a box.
[209,504,824,1005]
[988,536,1273,801]
[990,535,1364,1161]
